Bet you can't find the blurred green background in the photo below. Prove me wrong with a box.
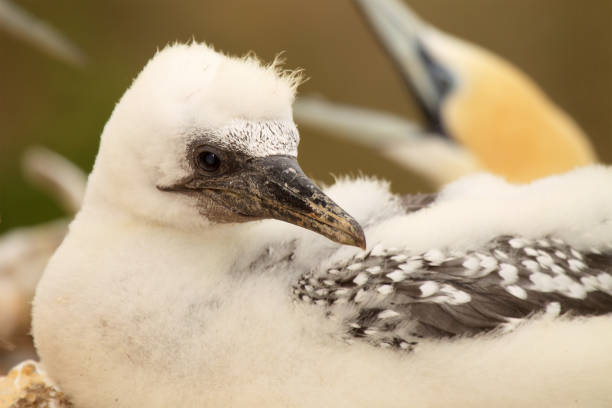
[1,0,611,232]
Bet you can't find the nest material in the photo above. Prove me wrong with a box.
[0,361,72,408]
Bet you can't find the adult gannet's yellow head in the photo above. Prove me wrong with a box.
[425,31,596,182]
[355,0,597,182]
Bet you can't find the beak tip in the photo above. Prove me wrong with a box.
[356,232,367,250]
[347,223,367,250]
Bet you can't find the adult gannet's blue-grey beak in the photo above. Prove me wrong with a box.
[160,149,366,249]
[353,0,452,135]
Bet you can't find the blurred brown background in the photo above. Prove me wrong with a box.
[1,0,611,232]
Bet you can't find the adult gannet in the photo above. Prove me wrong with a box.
[32,43,612,408]
[295,0,597,185]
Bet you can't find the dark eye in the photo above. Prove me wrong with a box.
[197,151,221,172]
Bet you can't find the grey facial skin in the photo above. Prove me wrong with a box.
[159,144,366,249]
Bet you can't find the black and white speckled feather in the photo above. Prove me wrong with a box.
[294,233,612,350]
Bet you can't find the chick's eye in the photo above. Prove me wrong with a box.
[197,151,221,172]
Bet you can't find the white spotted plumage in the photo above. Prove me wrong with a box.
[294,233,612,349]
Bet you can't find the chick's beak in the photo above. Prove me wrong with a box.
[171,155,366,249]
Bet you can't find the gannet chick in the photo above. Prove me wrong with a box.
[296,0,597,185]
[32,43,612,408]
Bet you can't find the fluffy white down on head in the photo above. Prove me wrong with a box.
[84,42,302,227]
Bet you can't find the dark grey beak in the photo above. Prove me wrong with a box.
[353,0,454,135]
[164,155,366,249]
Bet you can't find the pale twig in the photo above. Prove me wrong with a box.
[22,146,87,214]
[0,0,86,66]
[294,97,481,186]
[294,96,421,146]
